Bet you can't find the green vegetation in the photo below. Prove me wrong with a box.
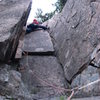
[35,9,55,23]
[55,0,67,12]
[35,0,67,22]
[60,96,65,100]
[60,96,67,100]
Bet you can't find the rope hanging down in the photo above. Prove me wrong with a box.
[22,51,100,100]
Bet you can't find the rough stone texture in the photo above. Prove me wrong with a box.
[39,96,100,100]
[0,64,32,100]
[46,0,100,83]
[72,96,100,100]
[20,56,67,99]
[0,0,31,61]
[39,96,66,100]
[23,30,54,54]
[1,0,100,99]
[43,0,100,97]
[71,65,100,97]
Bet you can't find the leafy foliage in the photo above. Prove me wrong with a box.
[35,0,67,22]
[60,96,65,100]
[36,9,55,23]
[54,0,67,12]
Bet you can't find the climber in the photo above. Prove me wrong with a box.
[25,19,49,34]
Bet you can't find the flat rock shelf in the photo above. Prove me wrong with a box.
[23,30,54,55]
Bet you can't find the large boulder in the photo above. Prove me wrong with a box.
[47,0,100,83]
[0,64,32,100]
[44,0,100,97]
[0,0,31,61]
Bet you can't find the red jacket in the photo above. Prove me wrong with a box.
[32,19,39,24]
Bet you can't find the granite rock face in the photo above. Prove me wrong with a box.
[0,64,32,100]
[1,0,100,99]
[72,65,100,97]
[0,0,31,61]
[20,56,67,99]
[19,29,67,99]
[23,30,54,55]
[46,0,100,82]
[44,0,100,97]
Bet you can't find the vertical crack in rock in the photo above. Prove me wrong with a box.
[70,61,90,84]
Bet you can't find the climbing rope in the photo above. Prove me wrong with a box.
[21,51,100,100]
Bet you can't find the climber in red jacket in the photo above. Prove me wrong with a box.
[26,19,49,34]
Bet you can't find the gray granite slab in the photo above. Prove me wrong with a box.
[45,0,100,83]
[20,56,67,99]
[0,0,31,61]
[23,30,54,54]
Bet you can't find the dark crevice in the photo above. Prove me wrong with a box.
[70,58,100,84]
[97,49,100,53]
[90,0,96,2]
[56,58,71,85]
[89,56,100,68]
[89,62,100,68]
[70,62,89,84]
[89,60,100,68]
[48,31,71,86]
[53,55,71,86]
[22,51,55,56]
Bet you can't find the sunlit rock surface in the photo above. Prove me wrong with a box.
[47,0,100,82]
[46,0,100,97]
